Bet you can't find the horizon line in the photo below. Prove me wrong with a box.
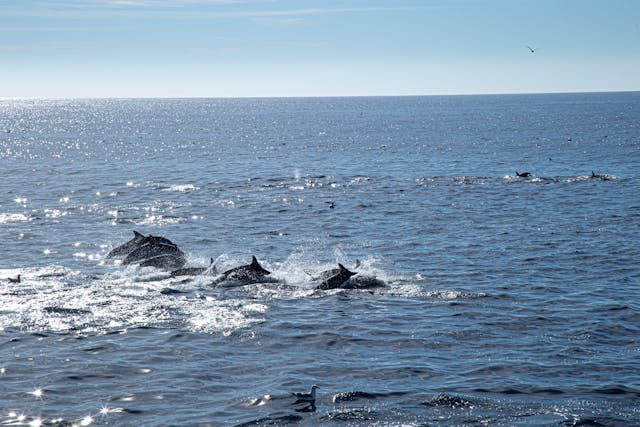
[2,89,639,102]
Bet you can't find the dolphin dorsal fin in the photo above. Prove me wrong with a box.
[339,263,356,276]
[252,256,260,266]
[134,230,144,238]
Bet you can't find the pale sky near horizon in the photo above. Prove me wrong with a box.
[1,0,639,98]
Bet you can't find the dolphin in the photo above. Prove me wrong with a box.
[139,253,186,271]
[107,231,186,271]
[316,263,357,290]
[217,256,271,284]
[122,237,184,266]
[171,258,215,277]
[106,230,146,259]
[591,171,613,180]
[515,171,532,178]
[342,275,387,289]
[306,260,360,281]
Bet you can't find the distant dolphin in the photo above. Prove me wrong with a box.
[216,256,271,284]
[316,263,357,290]
[591,171,613,180]
[515,171,532,178]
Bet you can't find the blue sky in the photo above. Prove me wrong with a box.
[1,0,639,98]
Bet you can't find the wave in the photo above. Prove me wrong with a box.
[422,393,476,408]
[415,173,620,187]
[472,385,640,397]
[161,183,200,192]
[332,390,408,403]
[234,413,304,426]
[0,212,31,223]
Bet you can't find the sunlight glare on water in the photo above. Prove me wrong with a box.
[0,94,638,425]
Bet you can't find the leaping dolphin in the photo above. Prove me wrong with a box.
[316,264,357,290]
[106,230,146,259]
[122,238,182,265]
[216,256,271,284]
[306,260,360,281]
[106,231,186,271]
[138,253,186,271]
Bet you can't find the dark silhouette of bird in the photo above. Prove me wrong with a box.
[292,385,318,405]
[7,274,21,283]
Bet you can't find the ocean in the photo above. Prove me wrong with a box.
[1,93,639,426]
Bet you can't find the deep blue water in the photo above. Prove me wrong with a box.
[1,93,639,426]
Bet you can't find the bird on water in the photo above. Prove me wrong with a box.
[292,385,318,405]
[291,384,318,412]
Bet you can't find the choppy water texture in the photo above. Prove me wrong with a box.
[1,93,639,426]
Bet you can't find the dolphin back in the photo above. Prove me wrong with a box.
[123,241,184,265]
[221,256,271,283]
[105,231,187,271]
[139,253,186,271]
[317,263,357,290]
[106,230,146,259]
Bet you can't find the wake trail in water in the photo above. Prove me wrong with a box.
[0,244,436,336]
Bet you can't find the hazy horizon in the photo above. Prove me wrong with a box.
[2,89,640,102]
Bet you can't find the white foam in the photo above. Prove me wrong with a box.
[162,184,199,192]
[0,213,30,223]
[0,250,428,335]
[0,263,273,335]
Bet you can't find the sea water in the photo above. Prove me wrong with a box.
[0,93,639,426]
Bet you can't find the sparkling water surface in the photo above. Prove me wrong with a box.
[1,94,639,426]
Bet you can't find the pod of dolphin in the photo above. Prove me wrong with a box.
[105,231,374,290]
